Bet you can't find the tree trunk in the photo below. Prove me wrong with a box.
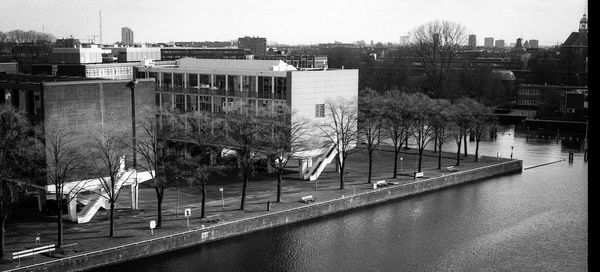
[201,180,206,218]
[109,201,115,237]
[393,146,399,178]
[437,143,443,169]
[57,207,63,248]
[156,188,163,228]
[463,133,468,157]
[0,215,6,259]
[456,139,461,166]
[475,140,480,162]
[339,163,345,190]
[240,173,248,210]
[276,171,283,203]
[367,149,373,184]
[418,149,423,173]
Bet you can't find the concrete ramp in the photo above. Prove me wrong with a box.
[76,169,135,223]
[302,145,338,181]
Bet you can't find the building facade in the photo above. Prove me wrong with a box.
[468,35,477,48]
[160,48,252,61]
[238,36,267,57]
[484,37,494,48]
[134,58,358,154]
[495,39,505,48]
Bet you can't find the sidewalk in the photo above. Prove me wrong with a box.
[1,146,508,271]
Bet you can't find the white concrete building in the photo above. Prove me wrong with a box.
[134,58,359,180]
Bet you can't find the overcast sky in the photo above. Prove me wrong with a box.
[0,0,587,46]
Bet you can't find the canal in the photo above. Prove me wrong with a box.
[95,125,587,272]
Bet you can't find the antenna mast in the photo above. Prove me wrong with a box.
[99,10,103,45]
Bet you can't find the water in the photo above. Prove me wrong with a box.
[97,125,588,272]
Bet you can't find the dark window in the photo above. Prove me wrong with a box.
[315,104,325,118]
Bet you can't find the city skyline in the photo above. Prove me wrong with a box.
[1,0,588,46]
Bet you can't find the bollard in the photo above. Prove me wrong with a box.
[568,150,574,163]
[267,201,271,211]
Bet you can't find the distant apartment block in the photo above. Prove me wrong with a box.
[484,37,494,48]
[121,27,134,45]
[468,34,477,48]
[238,36,267,56]
[495,39,505,48]
[528,39,539,48]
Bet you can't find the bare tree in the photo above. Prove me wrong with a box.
[430,99,455,169]
[450,99,474,166]
[183,111,226,217]
[45,127,85,248]
[223,102,268,210]
[89,128,132,237]
[0,104,40,258]
[406,93,436,173]
[317,97,358,189]
[381,91,413,178]
[135,107,183,228]
[264,105,309,202]
[470,104,497,162]
[358,89,386,184]
[410,20,467,98]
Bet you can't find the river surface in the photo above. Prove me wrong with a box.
[96,125,588,272]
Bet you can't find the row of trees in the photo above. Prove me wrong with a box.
[348,90,497,189]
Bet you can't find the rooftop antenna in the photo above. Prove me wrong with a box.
[99,10,103,45]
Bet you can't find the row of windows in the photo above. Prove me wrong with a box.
[517,99,539,105]
[86,66,132,77]
[138,72,286,94]
[518,89,540,95]
[156,92,280,114]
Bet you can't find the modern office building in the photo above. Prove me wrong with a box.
[50,47,106,64]
[238,36,267,56]
[495,39,505,48]
[134,58,358,178]
[121,27,134,45]
[468,34,477,48]
[112,47,161,62]
[484,37,494,48]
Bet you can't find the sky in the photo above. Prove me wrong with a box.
[0,0,588,46]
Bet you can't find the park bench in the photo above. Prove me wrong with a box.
[205,214,222,223]
[373,180,387,189]
[446,166,458,172]
[301,195,315,203]
[414,172,424,179]
[12,244,56,265]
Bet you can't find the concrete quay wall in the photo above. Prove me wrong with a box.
[13,160,522,272]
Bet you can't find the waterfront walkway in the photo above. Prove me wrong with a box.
[1,146,511,271]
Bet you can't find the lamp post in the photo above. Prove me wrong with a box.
[127,78,139,210]
[400,157,403,174]
[510,146,514,159]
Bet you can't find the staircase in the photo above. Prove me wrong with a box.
[76,169,135,223]
[303,145,339,181]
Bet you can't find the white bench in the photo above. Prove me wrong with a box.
[414,172,424,179]
[12,244,56,264]
[301,195,315,203]
[446,166,458,172]
[204,214,222,223]
[373,180,387,189]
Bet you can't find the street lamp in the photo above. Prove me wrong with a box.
[400,157,403,173]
